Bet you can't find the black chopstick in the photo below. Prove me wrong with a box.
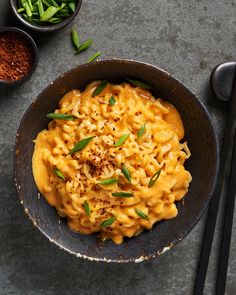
[194,76,236,294]
[216,129,236,294]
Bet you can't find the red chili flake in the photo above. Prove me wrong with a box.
[0,32,33,81]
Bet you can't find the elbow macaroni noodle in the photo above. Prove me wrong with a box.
[32,81,192,244]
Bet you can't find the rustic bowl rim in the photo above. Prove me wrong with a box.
[14,58,219,263]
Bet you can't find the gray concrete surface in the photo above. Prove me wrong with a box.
[0,0,235,294]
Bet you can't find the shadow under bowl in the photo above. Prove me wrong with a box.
[0,26,38,87]
[9,0,82,33]
[14,59,219,263]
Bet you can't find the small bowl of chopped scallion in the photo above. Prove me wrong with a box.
[10,0,82,32]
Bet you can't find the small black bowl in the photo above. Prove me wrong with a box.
[14,59,219,263]
[0,26,38,87]
[9,0,82,33]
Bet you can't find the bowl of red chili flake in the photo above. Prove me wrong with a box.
[0,27,38,85]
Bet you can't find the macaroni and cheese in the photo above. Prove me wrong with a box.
[32,81,192,244]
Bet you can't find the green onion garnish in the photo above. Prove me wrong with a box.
[148,170,161,188]
[126,78,153,90]
[135,208,149,220]
[138,123,146,138]
[68,136,95,155]
[112,192,134,198]
[17,0,76,25]
[27,0,33,11]
[24,1,32,17]
[71,27,80,51]
[109,96,116,106]
[54,168,65,180]
[68,1,75,12]
[37,0,44,17]
[114,134,129,147]
[75,39,93,54]
[46,113,76,120]
[17,8,25,13]
[100,217,116,227]
[121,164,131,183]
[92,80,109,97]
[88,51,101,63]
[40,6,59,22]
[83,200,90,216]
[99,178,118,185]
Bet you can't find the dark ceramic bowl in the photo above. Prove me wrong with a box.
[14,59,219,263]
[10,0,82,33]
[0,27,38,87]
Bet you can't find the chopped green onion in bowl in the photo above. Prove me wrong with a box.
[16,0,78,26]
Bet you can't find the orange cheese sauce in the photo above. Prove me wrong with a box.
[32,82,192,244]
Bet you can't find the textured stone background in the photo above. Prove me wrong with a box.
[0,0,235,294]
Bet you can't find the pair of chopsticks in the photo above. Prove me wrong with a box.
[194,65,236,294]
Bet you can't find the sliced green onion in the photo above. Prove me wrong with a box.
[99,178,118,185]
[54,168,65,180]
[83,201,90,216]
[148,170,161,188]
[126,78,153,90]
[114,134,129,147]
[112,192,134,198]
[68,136,95,155]
[22,1,32,17]
[75,39,93,54]
[109,96,116,106]
[46,113,76,120]
[138,123,146,139]
[37,0,44,17]
[17,8,25,13]
[92,79,109,97]
[48,17,63,23]
[58,2,66,10]
[100,217,116,227]
[71,27,80,51]
[135,208,149,220]
[121,164,131,183]
[27,0,33,11]
[40,6,59,22]
[88,51,101,63]
[18,0,75,25]
[68,1,75,12]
